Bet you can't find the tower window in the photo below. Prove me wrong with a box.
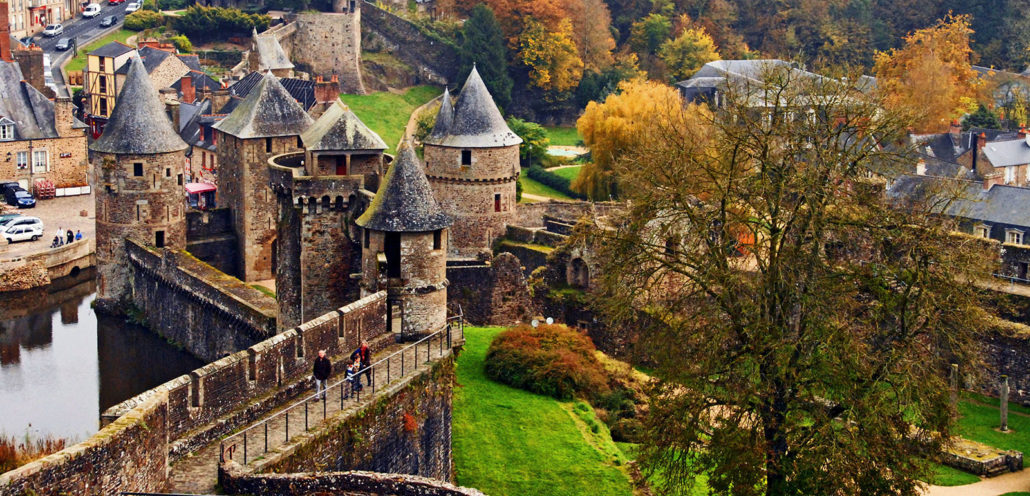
[461,150,472,165]
[385,232,401,278]
[494,193,501,212]
[364,228,370,248]
[165,168,171,177]
[155,230,165,248]
[177,174,183,185]
[297,136,303,148]
[133,162,143,176]
[433,229,442,250]
[266,137,273,153]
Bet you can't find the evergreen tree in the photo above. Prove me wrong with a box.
[963,104,1002,130]
[460,4,514,111]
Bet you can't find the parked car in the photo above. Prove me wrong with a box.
[83,4,102,17]
[42,24,63,36]
[3,222,44,244]
[2,216,42,232]
[0,181,20,194]
[124,2,139,12]
[99,15,117,27]
[107,0,124,5]
[55,37,72,50]
[0,213,23,228]
[4,188,36,208]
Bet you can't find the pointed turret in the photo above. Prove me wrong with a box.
[214,71,312,138]
[357,140,452,232]
[438,66,521,148]
[425,86,453,144]
[302,98,388,152]
[90,56,188,155]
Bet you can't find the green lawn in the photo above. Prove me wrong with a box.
[1000,493,1030,495]
[340,85,439,152]
[64,29,135,74]
[453,326,634,496]
[552,165,582,182]
[955,392,1030,455]
[925,462,981,486]
[519,176,572,201]
[544,126,582,147]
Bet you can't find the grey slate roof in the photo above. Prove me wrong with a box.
[0,60,57,139]
[139,46,172,74]
[214,71,313,139]
[425,87,453,143]
[889,175,1030,229]
[356,140,452,232]
[254,29,294,71]
[426,67,521,148]
[223,72,317,112]
[982,138,1030,168]
[90,56,188,155]
[301,99,387,152]
[89,41,134,58]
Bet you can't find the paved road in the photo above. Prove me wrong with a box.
[25,2,132,96]
[0,194,95,258]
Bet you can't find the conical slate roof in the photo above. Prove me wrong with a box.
[301,99,387,151]
[431,66,521,148]
[213,71,313,139]
[424,87,453,144]
[90,57,188,155]
[356,140,452,232]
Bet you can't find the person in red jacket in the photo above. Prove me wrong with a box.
[350,340,372,386]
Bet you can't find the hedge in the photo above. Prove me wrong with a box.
[526,165,586,200]
[124,10,165,31]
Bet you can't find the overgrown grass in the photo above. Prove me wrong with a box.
[65,29,135,74]
[924,462,981,486]
[249,284,276,298]
[0,434,68,473]
[553,165,582,182]
[519,175,573,200]
[340,85,439,152]
[544,126,582,147]
[453,326,633,496]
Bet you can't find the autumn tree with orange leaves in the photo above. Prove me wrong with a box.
[874,14,987,133]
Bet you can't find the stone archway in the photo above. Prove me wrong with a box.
[569,257,589,288]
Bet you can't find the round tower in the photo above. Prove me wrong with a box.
[356,140,452,339]
[422,67,522,257]
[92,56,189,310]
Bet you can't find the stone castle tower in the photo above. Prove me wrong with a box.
[357,141,452,338]
[214,72,313,282]
[422,67,522,257]
[272,98,388,329]
[92,57,189,309]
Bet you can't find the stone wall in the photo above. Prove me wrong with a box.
[126,239,278,361]
[359,1,460,85]
[226,355,454,482]
[219,470,484,496]
[288,12,365,94]
[0,391,170,496]
[0,135,88,189]
[513,200,624,228]
[446,253,532,326]
[186,207,239,275]
[0,238,95,291]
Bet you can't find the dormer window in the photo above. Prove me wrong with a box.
[1007,229,1024,245]
[0,123,13,141]
[975,224,990,239]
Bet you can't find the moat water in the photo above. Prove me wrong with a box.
[0,270,204,441]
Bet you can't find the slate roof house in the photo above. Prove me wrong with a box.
[674,59,830,106]
[910,121,1030,188]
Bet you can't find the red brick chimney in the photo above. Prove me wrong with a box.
[314,74,340,104]
[1019,126,1027,140]
[180,74,195,104]
[949,119,961,137]
[0,2,12,63]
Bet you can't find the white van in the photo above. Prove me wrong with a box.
[83,4,102,17]
[4,221,44,243]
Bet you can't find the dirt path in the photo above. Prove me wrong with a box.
[402,94,442,148]
[923,469,1030,495]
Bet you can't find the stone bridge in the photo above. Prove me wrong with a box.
[0,291,469,496]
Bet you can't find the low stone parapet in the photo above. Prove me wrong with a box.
[220,468,485,496]
[943,437,1023,477]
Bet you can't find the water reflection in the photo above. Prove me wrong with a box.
[0,272,204,440]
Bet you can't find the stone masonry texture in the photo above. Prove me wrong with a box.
[289,12,365,94]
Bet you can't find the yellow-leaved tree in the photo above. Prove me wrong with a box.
[518,17,585,93]
[659,24,720,81]
[573,78,710,199]
[873,14,986,133]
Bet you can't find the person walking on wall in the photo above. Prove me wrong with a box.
[351,340,372,386]
[65,229,73,245]
[313,349,331,401]
[75,230,82,241]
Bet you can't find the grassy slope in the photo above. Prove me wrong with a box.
[926,463,981,486]
[340,85,439,152]
[65,29,135,74]
[544,126,582,146]
[519,176,573,201]
[453,326,633,496]
[553,165,582,182]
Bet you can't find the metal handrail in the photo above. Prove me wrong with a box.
[220,313,463,465]
[992,272,1030,285]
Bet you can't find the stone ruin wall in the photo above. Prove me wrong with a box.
[284,12,365,94]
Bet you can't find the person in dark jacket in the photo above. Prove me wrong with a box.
[351,340,372,386]
[65,229,73,245]
[312,349,331,401]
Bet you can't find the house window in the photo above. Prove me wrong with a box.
[461,150,471,166]
[31,149,48,173]
[133,162,143,176]
[98,75,107,93]
[0,124,13,140]
[98,57,105,72]
[433,229,442,250]
[99,98,108,116]
[16,151,28,169]
[494,193,501,212]
[975,225,990,239]
[1007,229,1024,245]
[1005,166,1016,184]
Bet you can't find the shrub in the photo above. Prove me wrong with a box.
[173,5,270,42]
[124,10,165,31]
[0,434,67,473]
[169,34,192,53]
[506,117,549,166]
[484,323,610,401]
[526,165,586,199]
